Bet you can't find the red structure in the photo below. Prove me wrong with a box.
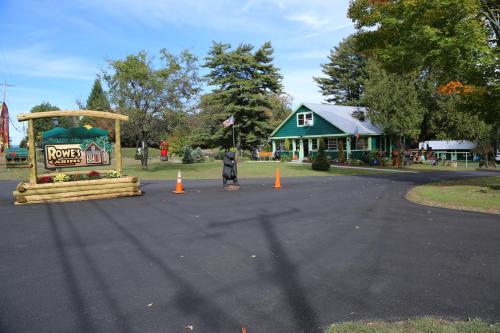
[160,140,168,161]
[0,102,9,152]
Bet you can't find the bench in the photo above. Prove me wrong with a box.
[4,148,29,167]
[257,151,273,161]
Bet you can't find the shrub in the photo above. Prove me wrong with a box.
[168,134,192,156]
[107,170,121,178]
[280,155,292,162]
[87,170,101,179]
[312,138,330,171]
[37,176,53,184]
[191,147,205,163]
[242,150,253,159]
[182,146,194,164]
[54,173,70,182]
[69,173,82,181]
[215,149,226,160]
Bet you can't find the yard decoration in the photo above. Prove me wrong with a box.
[159,140,168,161]
[222,151,239,188]
[14,110,141,204]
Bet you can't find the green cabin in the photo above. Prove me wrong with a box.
[270,103,389,161]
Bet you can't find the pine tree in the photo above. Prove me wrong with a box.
[203,41,283,149]
[86,79,111,111]
[182,146,194,164]
[314,35,367,105]
[81,78,112,129]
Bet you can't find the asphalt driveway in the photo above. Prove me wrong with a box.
[0,171,499,332]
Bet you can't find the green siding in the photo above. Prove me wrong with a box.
[272,105,344,138]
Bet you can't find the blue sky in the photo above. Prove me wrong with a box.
[0,0,355,144]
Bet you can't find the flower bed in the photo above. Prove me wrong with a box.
[36,170,121,184]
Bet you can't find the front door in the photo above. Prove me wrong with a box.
[303,139,309,157]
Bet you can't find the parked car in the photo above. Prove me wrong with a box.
[495,150,500,163]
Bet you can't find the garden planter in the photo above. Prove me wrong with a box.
[13,176,141,205]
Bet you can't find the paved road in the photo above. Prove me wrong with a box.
[0,171,499,333]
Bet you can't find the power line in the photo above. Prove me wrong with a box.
[2,81,15,103]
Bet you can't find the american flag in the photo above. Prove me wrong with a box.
[354,126,359,139]
[223,115,234,128]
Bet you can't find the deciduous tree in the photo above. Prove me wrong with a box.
[362,62,425,141]
[104,49,202,168]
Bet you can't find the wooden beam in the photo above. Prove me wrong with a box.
[17,110,129,122]
[16,186,140,203]
[28,119,37,184]
[16,176,138,191]
[15,191,141,205]
[115,119,122,175]
[14,182,140,196]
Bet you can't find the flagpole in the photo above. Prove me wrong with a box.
[232,122,235,148]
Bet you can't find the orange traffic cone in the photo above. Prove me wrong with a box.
[242,328,247,333]
[172,170,185,194]
[272,167,283,189]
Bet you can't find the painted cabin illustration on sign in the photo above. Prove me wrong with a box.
[85,142,103,164]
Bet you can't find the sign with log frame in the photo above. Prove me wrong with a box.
[14,110,142,205]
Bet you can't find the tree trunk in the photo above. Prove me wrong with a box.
[141,140,148,169]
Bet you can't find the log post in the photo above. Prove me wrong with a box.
[115,119,122,175]
[28,119,37,184]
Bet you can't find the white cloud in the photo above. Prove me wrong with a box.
[0,45,96,80]
[286,13,331,29]
[282,68,324,106]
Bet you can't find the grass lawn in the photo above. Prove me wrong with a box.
[407,176,500,214]
[326,317,499,333]
[403,161,484,172]
[0,148,383,181]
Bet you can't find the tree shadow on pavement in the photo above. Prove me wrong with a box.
[45,204,97,333]
[87,200,242,332]
[209,208,322,333]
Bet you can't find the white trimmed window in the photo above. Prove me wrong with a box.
[276,140,286,151]
[352,137,367,150]
[326,138,338,150]
[297,112,313,127]
[311,138,318,150]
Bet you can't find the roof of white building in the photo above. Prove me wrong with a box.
[419,140,476,150]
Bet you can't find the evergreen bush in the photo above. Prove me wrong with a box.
[182,146,194,164]
[191,147,205,163]
[284,138,290,151]
[312,138,330,171]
